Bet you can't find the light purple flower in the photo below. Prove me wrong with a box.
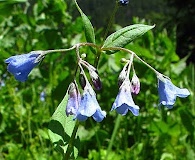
[75,82,106,122]
[5,51,42,82]
[66,82,80,116]
[158,75,190,109]
[111,79,139,116]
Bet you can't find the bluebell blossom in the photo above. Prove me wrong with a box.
[66,82,81,116]
[5,51,43,82]
[157,75,190,109]
[75,82,106,122]
[111,79,139,116]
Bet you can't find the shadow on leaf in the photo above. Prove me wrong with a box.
[48,120,70,153]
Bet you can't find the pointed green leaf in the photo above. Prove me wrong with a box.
[48,90,79,159]
[102,24,155,51]
[74,0,95,44]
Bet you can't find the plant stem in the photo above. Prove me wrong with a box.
[105,115,122,160]
[64,120,80,160]
[43,45,76,55]
[93,2,119,68]
[94,49,102,68]
[102,47,160,75]
[103,2,119,41]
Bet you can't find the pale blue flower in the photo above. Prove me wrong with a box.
[158,75,190,109]
[5,51,42,82]
[111,79,139,116]
[75,82,106,122]
[66,82,80,116]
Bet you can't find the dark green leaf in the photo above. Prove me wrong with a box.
[48,90,79,159]
[74,0,95,44]
[102,24,155,50]
[179,109,194,134]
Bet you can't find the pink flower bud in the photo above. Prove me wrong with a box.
[131,73,140,94]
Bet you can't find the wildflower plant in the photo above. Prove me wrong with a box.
[4,0,190,159]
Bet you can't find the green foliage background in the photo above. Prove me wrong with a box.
[0,0,194,160]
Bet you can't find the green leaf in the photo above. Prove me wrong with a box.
[179,109,194,134]
[48,90,79,159]
[102,24,155,51]
[74,0,95,44]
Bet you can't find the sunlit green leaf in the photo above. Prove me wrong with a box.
[48,90,79,159]
[74,0,95,44]
[102,24,155,51]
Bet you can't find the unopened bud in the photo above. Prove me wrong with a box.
[131,72,140,94]
[120,58,128,63]
[81,53,87,59]
[79,72,86,89]
[89,70,102,90]
[118,63,129,87]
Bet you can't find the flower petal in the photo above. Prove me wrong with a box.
[175,88,190,98]
[78,92,97,117]
[92,109,106,122]
[115,104,129,115]
[75,83,106,122]
[75,114,88,121]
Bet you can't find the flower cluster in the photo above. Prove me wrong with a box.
[4,48,190,122]
[66,59,106,122]
[111,56,190,116]
[112,55,140,116]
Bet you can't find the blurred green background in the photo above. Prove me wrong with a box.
[0,0,194,160]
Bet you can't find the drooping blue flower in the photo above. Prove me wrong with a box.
[75,82,106,122]
[111,79,139,116]
[5,51,42,82]
[157,75,190,109]
[66,82,80,116]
